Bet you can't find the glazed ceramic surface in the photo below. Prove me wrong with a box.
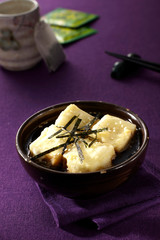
[0,0,41,71]
[16,101,149,198]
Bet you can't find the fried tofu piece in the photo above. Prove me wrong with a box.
[29,105,136,173]
[92,114,136,152]
[29,124,67,166]
[55,104,94,130]
[64,140,115,173]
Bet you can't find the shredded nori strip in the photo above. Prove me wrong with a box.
[30,141,74,161]
[48,115,77,139]
[79,112,101,131]
[30,114,108,163]
[89,137,97,147]
[61,118,80,154]
[74,138,84,162]
[55,128,108,138]
[61,118,82,154]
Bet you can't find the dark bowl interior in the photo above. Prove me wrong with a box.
[16,101,149,198]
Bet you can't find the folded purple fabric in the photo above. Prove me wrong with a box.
[36,165,160,230]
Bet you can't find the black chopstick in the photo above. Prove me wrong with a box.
[105,51,160,73]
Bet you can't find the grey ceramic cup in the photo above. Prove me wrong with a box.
[0,0,41,71]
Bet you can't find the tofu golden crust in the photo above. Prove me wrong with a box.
[29,105,137,173]
[55,104,94,130]
[91,114,136,152]
[29,124,68,166]
[63,140,115,173]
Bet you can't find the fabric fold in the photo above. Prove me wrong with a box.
[36,165,160,230]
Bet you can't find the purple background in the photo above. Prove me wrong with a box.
[0,0,160,239]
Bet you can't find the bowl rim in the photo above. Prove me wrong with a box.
[16,100,149,175]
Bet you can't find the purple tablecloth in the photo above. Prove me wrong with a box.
[1,0,160,239]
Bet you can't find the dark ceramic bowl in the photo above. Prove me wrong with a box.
[16,101,149,198]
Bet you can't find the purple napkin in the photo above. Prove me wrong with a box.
[36,164,160,230]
